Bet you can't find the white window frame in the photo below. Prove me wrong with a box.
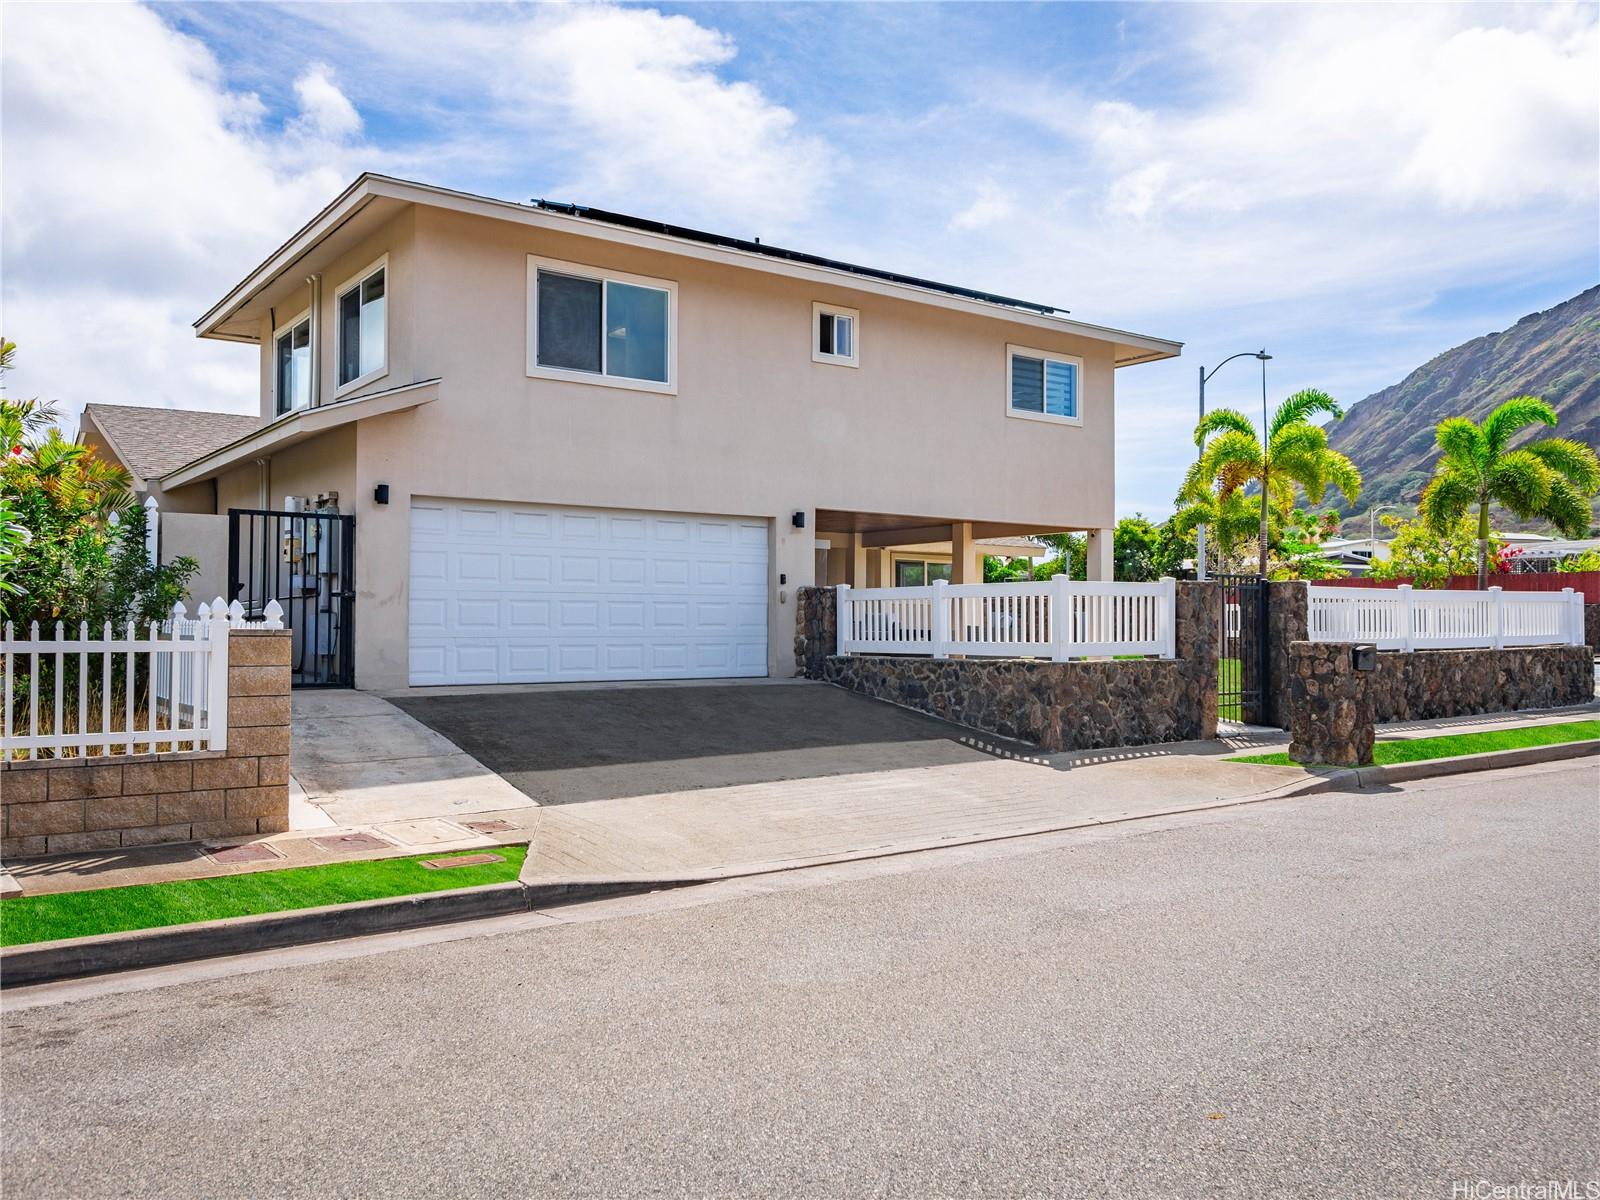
[812,301,860,368]
[272,308,312,418]
[333,254,390,399]
[526,255,678,396]
[1005,343,1083,427]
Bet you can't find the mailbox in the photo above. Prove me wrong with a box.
[1351,643,1377,672]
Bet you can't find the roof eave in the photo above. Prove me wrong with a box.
[194,173,1185,359]
[160,378,440,489]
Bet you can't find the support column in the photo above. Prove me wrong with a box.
[951,522,982,583]
[843,533,869,586]
[1086,527,1114,581]
[866,547,892,588]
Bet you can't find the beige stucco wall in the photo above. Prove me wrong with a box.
[196,200,1135,690]
[254,209,418,423]
[160,512,230,608]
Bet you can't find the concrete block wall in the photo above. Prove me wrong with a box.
[1,629,292,859]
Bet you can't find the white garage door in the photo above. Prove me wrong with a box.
[408,499,769,686]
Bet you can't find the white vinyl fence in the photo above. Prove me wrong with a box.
[1308,584,1585,651]
[2,597,283,762]
[837,577,1177,661]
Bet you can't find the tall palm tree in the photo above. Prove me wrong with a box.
[1418,396,1600,587]
[1174,388,1361,575]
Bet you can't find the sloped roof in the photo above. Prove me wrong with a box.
[81,403,260,485]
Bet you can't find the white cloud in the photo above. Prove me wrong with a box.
[949,182,1015,232]
[1,2,366,421]
[270,3,832,233]
[290,64,362,142]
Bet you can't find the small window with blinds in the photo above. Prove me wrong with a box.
[1006,345,1082,425]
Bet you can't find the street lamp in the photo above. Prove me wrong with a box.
[1196,349,1271,579]
[1367,503,1398,568]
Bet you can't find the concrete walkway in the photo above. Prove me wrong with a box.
[290,690,533,824]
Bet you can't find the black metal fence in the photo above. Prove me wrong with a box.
[227,508,355,688]
[1217,573,1267,724]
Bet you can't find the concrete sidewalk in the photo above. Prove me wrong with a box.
[518,738,1309,885]
[515,702,1599,887]
[4,696,1593,900]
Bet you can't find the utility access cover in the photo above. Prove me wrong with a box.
[420,853,506,870]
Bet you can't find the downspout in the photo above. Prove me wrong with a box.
[306,273,323,409]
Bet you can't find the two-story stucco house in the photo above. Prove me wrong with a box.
[157,174,1181,691]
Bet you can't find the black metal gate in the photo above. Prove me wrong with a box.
[1217,573,1268,724]
[228,508,355,688]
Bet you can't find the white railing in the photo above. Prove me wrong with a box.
[837,577,1177,661]
[1,597,283,762]
[1308,584,1585,651]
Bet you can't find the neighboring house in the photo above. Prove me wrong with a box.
[156,174,1181,690]
[1319,531,1560,576]
[78,403,258,512]
[78,403,259,605]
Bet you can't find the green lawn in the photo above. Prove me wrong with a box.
[1218,656,1242,722]
[1225,720,1600,768]
[0,844,528,948]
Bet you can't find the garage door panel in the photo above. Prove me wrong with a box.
[509,554,551,583]
[409,499,768,685]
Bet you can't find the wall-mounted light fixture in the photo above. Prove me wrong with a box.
[373,483,390,506]
[792,511,806,529]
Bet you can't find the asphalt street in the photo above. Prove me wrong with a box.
[3,760,1597,1198]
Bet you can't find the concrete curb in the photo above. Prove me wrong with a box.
[0,878,698,989]
[1277,736,1598,797]
[6,739,1590,989]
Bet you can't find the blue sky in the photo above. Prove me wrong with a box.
[4,2,1596,519]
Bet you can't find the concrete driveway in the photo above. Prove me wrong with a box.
[388,680,1037,806]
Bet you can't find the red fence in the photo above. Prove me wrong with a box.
[1320,571,1600,604]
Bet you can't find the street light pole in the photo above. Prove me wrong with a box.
[1195,349,1271,580]
[1368,503,1398,565]
[1258,351,1270,578]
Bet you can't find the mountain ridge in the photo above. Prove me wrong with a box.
[1325,284,1600,530]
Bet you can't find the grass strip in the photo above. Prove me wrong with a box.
[1225,720,1600,768]
[0,844,528,948]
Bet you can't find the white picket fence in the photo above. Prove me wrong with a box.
[2,597,283,762]
[1308,584,1585,651]
[837,577,1177,661]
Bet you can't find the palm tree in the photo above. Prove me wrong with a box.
[1418,396,1600,588]
[1174,388,1361,575]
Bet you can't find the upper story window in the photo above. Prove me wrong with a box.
[527,256,675,394]
[336,257,387,393]
[1006,344,1081,426]
[812,302,859,368]
[274,312,311,416]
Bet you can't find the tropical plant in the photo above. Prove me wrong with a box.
[1,340,194,628]
[1112,515,1161,582]
[1168,488,1286,574]
[1267,509,1345,581]
[1030,531,1085,581]
[1174,388,1362,575]
[1366,513,1500,588]
[1417,396,1600,587]
[1556,548,1600,574]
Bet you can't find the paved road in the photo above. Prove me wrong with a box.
[4,762,1597,1198]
